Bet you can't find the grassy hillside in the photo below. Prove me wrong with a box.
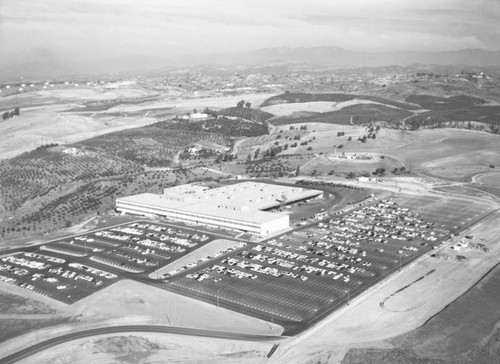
[404,105,500,131]
[342,262,500,364]
[262,92,419,110]
[216,106,274,123]
[270,104,412,126]
[405,94,487,110]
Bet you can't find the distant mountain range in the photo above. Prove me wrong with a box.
[178,47,500,69]
[1,47,500,81]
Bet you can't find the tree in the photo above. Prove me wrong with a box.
[245,101,252,108]
[193,108,198,114]
[295,166,300,176]
[237,100,245,108]
[254,148,260,159]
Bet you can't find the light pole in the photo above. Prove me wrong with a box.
[163,312,171,325]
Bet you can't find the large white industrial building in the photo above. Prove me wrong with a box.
[116,182,322,236]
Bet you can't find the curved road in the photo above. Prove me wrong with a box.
[0,325,285,364]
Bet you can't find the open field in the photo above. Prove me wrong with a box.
[342,246,500,364]
[391,195,493,230]
[262,100,399,117]
[106,92,276,114]
[235,124,499,182]
[19,332,276,364]
[270,103,412,126]
[298,127,500,180]
[0,317,70,344]
[0,105,158,159]
[261,93,419,110]
[0,291,55,314]
[261,92,500,132]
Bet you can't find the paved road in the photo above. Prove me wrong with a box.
[0,325,285,364]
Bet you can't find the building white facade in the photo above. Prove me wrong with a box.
[116,182,322,236]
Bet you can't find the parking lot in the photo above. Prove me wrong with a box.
[0,221,214,303]
[164,198,453,334]
[0,193,489,333]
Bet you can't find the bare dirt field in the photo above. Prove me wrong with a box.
[343,256,500,363]
[0,291,55,314]
[262,100,394,117]
[107,92,276,114]
[27,332,276,364]
[68,279,282,335]
[0,105,157,158]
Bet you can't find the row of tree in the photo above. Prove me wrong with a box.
[236,100,252,108]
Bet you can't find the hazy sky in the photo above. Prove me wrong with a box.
[1,0,499,73]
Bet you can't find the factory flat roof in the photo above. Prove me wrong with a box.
[117,182,322,224]
[161,181,322,209]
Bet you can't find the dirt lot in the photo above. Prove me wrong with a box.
[0,291,55,314]
[342,261,500,364]
[25,333,275,364]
